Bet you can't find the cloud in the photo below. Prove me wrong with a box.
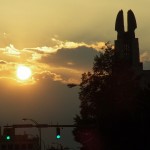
[25,38,106,54]
[0,40,111,86]
[140,51,150,62]
[33,45,98,84]
[39,46,99,70]
[140,51,150,70]
[0,39,107,85]
[0,60,7,64]
[33,71,62,81]
[18,39,106,84]
[0,44,20,56]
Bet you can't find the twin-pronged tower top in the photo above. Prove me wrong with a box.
[115,9,137,39]
[114,10,143,73]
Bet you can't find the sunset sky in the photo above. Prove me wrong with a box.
[0,0,150,148]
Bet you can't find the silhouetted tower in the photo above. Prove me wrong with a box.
[114,10,143,73]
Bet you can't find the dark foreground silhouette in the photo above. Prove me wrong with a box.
[73,10,150,150]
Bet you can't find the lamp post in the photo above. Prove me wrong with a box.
[22,118,41,150]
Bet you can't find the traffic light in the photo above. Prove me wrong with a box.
[5,135,11,141]
[56,127,61,139]
[3,127,14,141]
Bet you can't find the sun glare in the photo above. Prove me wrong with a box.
[17,65,32,81]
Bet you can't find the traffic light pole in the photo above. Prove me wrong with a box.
[22,119,42,150]
[4,123,77,149]
[4,124,77,128]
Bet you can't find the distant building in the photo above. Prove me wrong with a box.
[114,10,150,88]
[0,127,39,150]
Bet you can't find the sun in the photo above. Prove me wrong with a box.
[17,65,32,81]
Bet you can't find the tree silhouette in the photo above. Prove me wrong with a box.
[73,43,150,150]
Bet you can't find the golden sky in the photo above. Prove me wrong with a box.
[0,0,150,147]
[0,0,149,48]
[0,0,149,84]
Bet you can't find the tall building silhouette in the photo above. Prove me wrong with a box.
[114,10,143,73]
[114,10,150,87]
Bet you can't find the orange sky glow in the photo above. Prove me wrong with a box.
[0,0,150,148]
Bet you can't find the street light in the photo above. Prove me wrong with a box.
[22,118,41,150]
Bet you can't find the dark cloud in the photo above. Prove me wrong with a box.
[0,60,7,64]
[39,46,99,71]
[33,71,62,81]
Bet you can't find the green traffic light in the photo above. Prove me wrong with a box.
[6,135,11,140]
[56,127,61,139]
[56,135,61,139]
